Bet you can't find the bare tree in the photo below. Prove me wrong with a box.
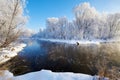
[0,0,27,48]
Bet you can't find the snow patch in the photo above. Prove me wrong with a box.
[0,70,13,80]
[13,70,93,80]
[39,38,100,45]
[0,70,94,80]
[0,43,26,64]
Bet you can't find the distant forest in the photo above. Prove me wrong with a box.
[37,3,120,40]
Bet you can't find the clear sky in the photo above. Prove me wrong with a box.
[26,0,120,32]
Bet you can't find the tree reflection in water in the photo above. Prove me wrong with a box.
[0,40,120,76]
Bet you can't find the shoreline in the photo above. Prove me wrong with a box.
[0,69,108,80]
[0,43,26,64]
[39,38,100,45]
[0,69,93,80]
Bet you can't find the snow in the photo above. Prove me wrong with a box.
[39,38,101,45]
[0,43,26,64]
[39,38,120,45]
[13,70,93,80]
[0,70,94,80]
[0,70,14,80]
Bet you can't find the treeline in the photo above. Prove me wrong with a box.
[37,3,120,40]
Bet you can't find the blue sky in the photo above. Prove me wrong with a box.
[26,0,120,32]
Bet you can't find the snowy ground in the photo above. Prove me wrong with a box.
[0,43,26,64]
[39,38,120,45]
[39,38,101,45]
[0,69,99,80]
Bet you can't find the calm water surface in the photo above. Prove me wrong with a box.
[0,39,120,76]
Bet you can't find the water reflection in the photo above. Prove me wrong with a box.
[0,40,120,76]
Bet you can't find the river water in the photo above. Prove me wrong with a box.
[0,39,120,76]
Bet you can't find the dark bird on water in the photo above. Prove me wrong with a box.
[76,42,79,46]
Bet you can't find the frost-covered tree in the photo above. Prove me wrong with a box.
[96,13,108,39]
[73,2,100,40]
[66,22,76,39]
[21,28,35,38]
[45,17,59,38]
[0,0,27,47]
[45,17,69,39]
[38,2,120,41]
[58,17,69,39]
[106,13,120,39]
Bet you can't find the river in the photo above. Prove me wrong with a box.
[0,39,120,76]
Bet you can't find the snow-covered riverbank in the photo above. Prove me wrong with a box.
[39,38,120,45]
[39,38,101,45]
[0,69,96,80]
[0,43,26,64]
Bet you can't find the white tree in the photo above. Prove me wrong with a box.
[45,17,59,38]
[106,13,120,39]
[73,2,100,40]
[96,13,108,39]
[58,17,68,39]
[21,28,35,38]
[0,0,27,47]
[45,17,69,39]
[38,2,120,41]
